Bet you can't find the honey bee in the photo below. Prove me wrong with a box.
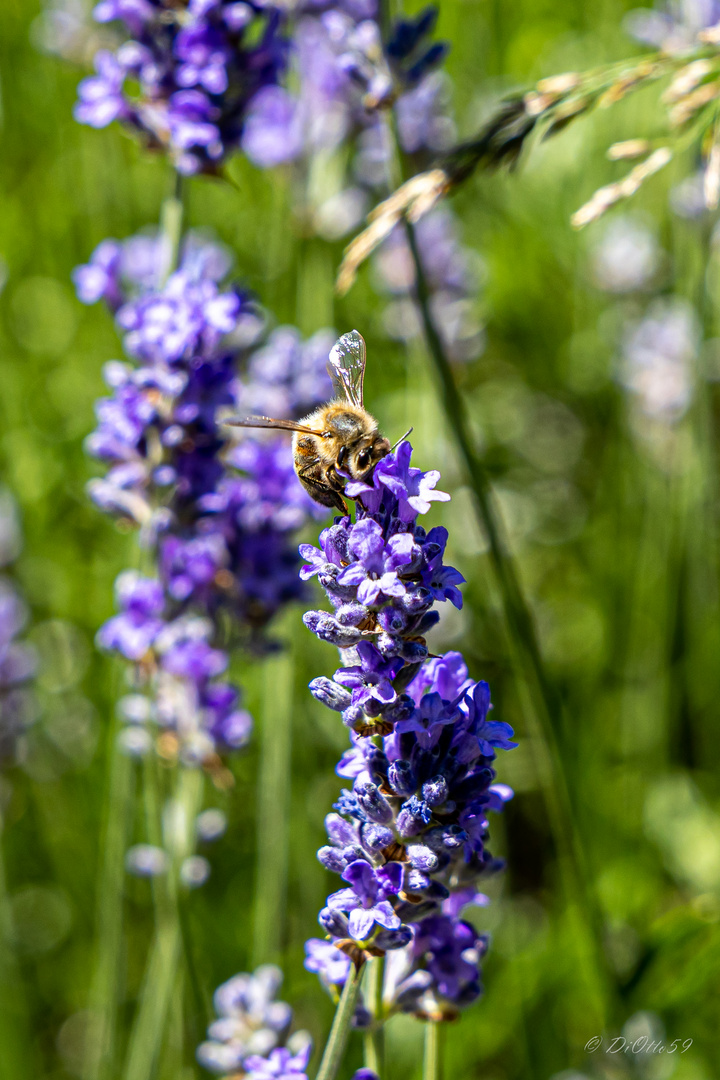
[225,330,392,514]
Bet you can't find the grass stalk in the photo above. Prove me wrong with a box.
[122,766,203,1080]
[362,956,385,1077]
[404,219,612,1026]
[159,171,184,286]
[0,826,33,1080]
[83,736,136,1080]
[251,646,294,965]
[422,1021,443,1080]
[314,962,364,1080]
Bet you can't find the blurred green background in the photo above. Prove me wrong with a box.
[1,0,720,1078]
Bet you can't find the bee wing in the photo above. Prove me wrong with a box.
[223,415,322,435]
[327,330,366,408]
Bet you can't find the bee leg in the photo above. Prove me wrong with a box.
[297,466,349,515]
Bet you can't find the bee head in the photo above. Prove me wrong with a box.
[349,433,391,479]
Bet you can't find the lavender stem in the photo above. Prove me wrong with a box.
[422,1021,442,1080]
[314,961,364,1080]
[83,732,136,1080]
[252,645,294,964]
[159,171,184,286]
[0,829,33,1079]
[122,767,203,1080]
[362,956,385,1077]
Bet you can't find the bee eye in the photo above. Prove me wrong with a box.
[357,448,371,470]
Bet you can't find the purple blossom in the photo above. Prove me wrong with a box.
[244,1046,311,1080]
[116,270,242,365]
[202,682,253,749]
[625,0,720,53]
[78,229,334,767]
[0,499,37,766]
[71,239,123,307]
[74,49,129,127]
[373,441,450,521]
[334,642,403,710]
[302,442,467,734]
[241,85,304,167]
[394,691,462,746]
[304,938,352,988]
[407,651,471,704]
[236,0,450,188]
[97,571,165,661]
[75,2,290,174]
[409,915,487,1006]
[461,681,517,756]
[198,965,307,1076]
[421,527,465,608]
[302,436,514,1013]
[155,618,228,681]
[327,859,404,940]
[336,519,418,605]
[395,71,455,154]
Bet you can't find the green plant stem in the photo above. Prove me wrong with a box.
[422,1022,443,1080]
[0,823,34,1080]
[159,171,184,286]
[362,956,385,1076]
[122,767,203,1080]
[404,219,612,1026]
[83,736,136,1080]
[403,219,554,722]
[122,901,183,1080]
[252,645,294,965]
[315,961,364,1080]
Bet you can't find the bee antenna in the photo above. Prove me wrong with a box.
[390,427,413,451]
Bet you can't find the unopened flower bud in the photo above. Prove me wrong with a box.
[355,781,393,824]
[310,677,352,712]
[303,611,362,647]
[388,760,417,797]
[422,775,449,806]
[361,824,394,852]
[318,906,349,937]
[407,844,439,872]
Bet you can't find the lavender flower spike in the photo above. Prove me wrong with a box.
[302,438,515,1020]
[74,3,289,174]
[0,491,37,766]
[198,965,311,1079]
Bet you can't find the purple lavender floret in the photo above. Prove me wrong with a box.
[244,1045,311,1080]
[197,964,311,1078]
[97,571,165,660]
[625,0,720,53]
[240,3,450,174]
[0,496,37,765]
[301,441,515,1018]
[238,326,335,420]
[391,915,489,1013]
[74,2,290,174]
[304,938,352,989]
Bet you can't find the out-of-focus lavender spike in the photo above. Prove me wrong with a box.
[0,492,37,768]
[73,3,290,175]
[76,229,339,767]
[197,965,311,1078]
